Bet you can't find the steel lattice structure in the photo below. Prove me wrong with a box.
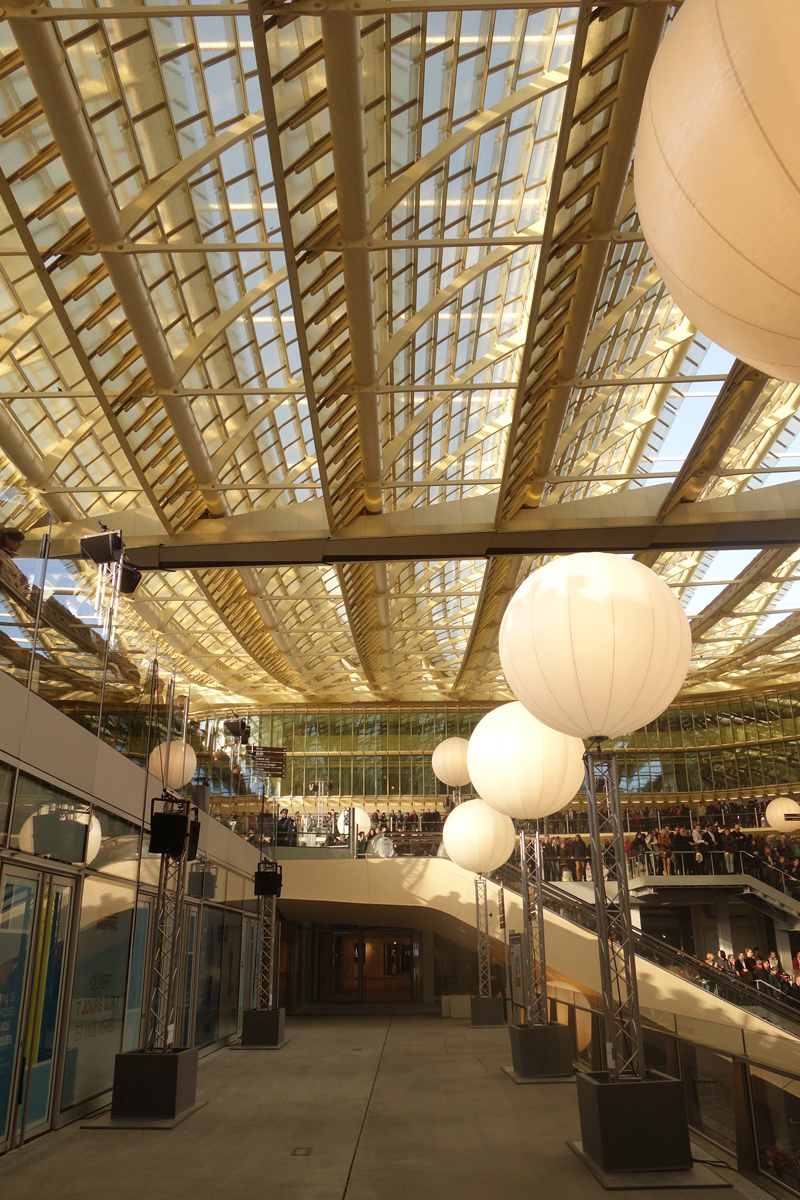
[519,830,548,1027]
[1,3,799,712]
[474,875,491,999]
[257,894,278,1011]
[146,798,191,1051]
[583,746,646,1081]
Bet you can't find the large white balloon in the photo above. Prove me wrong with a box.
[499,553,691,740]
[636,0,800,383]
[337,806,371,836]
[149,741,197,789]
[442,799,516,875]
[765,796,800,833]
[432,737,471,787]
[467,702,585,820]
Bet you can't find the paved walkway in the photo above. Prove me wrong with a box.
[0,1017,773,1200]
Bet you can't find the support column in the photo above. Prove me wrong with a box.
[471,876,503,1026]
[774,924,793,975]
[507,831,573,1080]
[716,899,734,957]
[573,745,693,1177]
[520,831,548,1026]
[109,688,200,1124]
[584,748,645,1081]
[422,929,435,1006]
[241,861,285,1047]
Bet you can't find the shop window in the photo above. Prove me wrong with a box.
[61,876,135,1110]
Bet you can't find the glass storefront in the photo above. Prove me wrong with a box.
[0,762,12,845]
[60,875,135,1111]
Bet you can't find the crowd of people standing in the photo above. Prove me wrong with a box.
[701,945,800,1005]
[538,823,800,894]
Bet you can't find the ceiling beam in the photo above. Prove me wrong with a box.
[498,3,669,520]
[689,547,797,642]
[655,359,771,521]
[247,0,337,533]
[687,610,800,683]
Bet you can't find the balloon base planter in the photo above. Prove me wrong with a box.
[574,1072,692,1174]
[505,1024,573,1081]
[239,1008,286,1048]
[470,995,505,1026]
[100,1049,201,1128]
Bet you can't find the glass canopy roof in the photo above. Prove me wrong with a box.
[0,1,798,711]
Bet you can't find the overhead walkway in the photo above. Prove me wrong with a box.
[278,854,800,1076]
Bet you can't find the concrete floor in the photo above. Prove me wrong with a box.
[0,1017,774,1200]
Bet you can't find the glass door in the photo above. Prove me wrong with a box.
[363,933,412,1002]
[0,866,75,1151]
[0,871,38,1151]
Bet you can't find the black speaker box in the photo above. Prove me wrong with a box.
[187,817,201,861]
[254,863,282,897]
[119,561,142,594]
[149,812,189,858]
[80,530,123,565]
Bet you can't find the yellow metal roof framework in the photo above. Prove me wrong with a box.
[0,0,799,710]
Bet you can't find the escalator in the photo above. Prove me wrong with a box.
[493,860,800,1037]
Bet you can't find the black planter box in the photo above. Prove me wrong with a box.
[509,1023,573,1078]
[470,995,505,1026]
[111,1047,198,1120]
[241,1008,285,1046]
[576,1071,692,1173]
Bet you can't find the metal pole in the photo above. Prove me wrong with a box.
[520,830,549,1026]
[499,884,510,1018]
[475,875,491,998]
[258,894,277,1011]
[25,522,51,691]
[584,744,646,1081]
[144,674,191,1053]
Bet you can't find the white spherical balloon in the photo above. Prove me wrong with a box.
[499,553,691,740]
[432,737,471,787]
[149,741,197,789]
[442,799,516,875]
[18,813,35,854]
[467,702,585,820]
[636,0,800,382]
[85,815,102,863]
[765,796,800,833]
[337,806,371,836]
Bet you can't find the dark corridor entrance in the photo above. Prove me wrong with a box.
[328,930,414,1004]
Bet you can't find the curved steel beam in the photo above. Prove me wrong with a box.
[321,15,383,514]
[7,5,225,516]
[376,235,539,379]
[118,113,265,238]
[171,269,287,382]
[368,64,570,234]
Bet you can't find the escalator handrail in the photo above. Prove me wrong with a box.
[493,862,800,1031]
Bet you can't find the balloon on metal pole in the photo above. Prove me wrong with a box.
[442,798,515,1026]
[468,703,583,1078]
[500,552,694,1175]
[432,736,470,809]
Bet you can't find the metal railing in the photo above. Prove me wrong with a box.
[493,861,800,1033]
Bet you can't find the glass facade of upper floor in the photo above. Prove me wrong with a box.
[192,688,800,807]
